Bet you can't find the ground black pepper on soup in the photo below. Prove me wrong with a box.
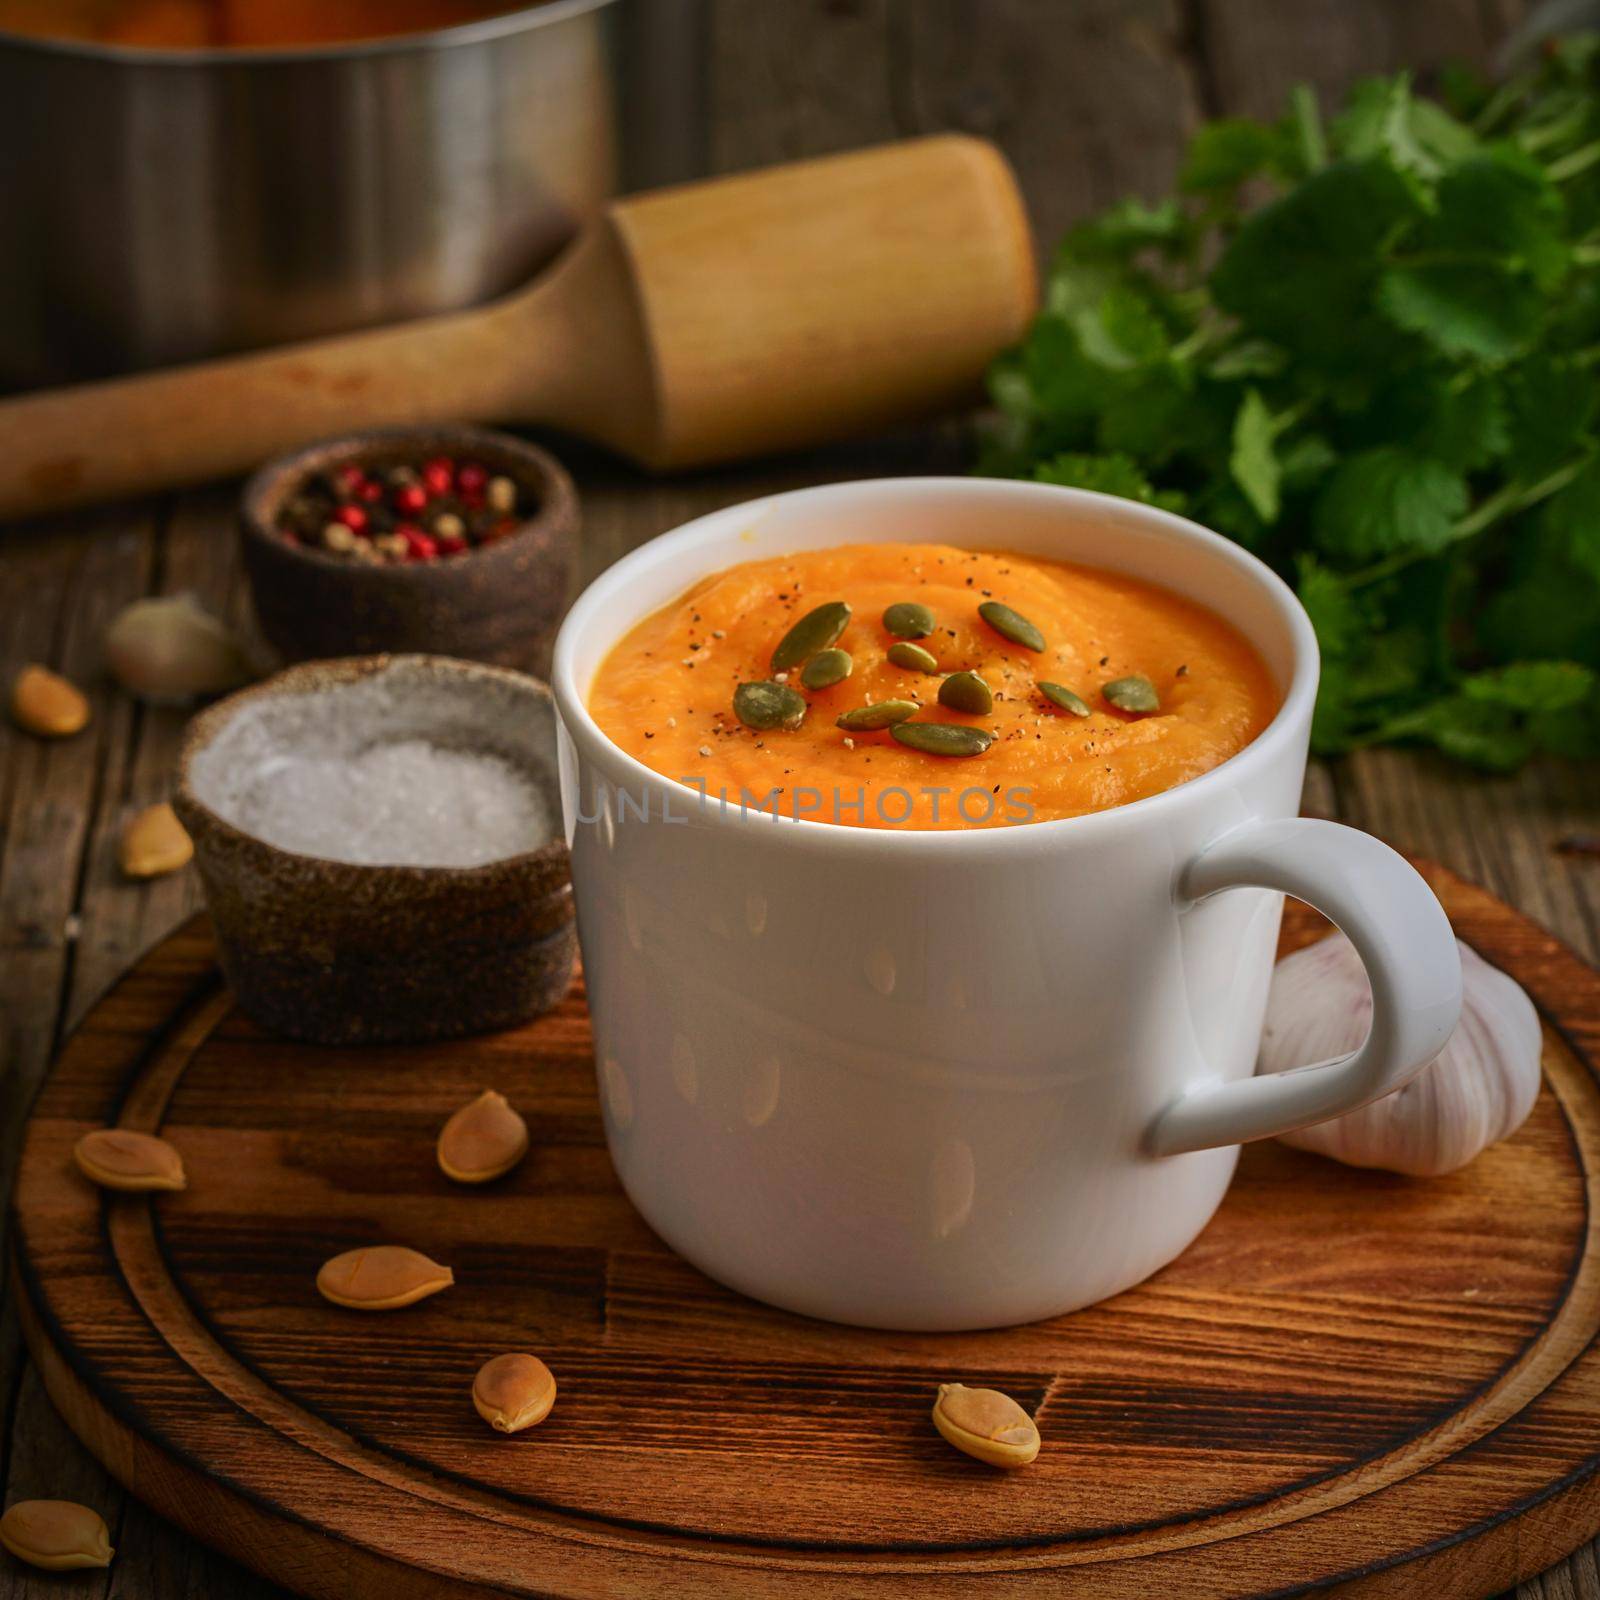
[588,543,1280,830]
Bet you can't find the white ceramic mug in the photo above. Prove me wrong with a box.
[551,479,1463,1331]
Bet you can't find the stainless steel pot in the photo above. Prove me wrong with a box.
[0,0,703,389]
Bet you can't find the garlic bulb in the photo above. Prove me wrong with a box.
[1262,932,1541,1176]
[104,594,256,702]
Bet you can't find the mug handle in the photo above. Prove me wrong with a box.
[1146,817,1463,1158]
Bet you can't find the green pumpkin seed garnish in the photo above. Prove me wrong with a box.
[836,699,919,732]
[733,680,808,731]
[1103,675,1161,715]
[978,600,1045,652]
[883,601,936,639]
[800,648,853,690]
[938,670,994,715]
[1039,681,1091,717]
[887,641,939,673]
[771,601,851,673]
[890,722,994,757]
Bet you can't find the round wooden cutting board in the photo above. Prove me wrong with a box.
[11,860,1600,1599]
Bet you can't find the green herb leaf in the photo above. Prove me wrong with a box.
[1296,555,1364,658]
[1528,698,1600,759]
[1095,368,1202,461]
[1018,315,1108,426]
[1335,75,1479,178]
[1480,547,1600,672]
[1312,448,1468,562]
[1072,286,1170,371]
[1182,118,1287,192]
[1207,339,1288,381]
[1032,452,1188,513]
[1374,154,1568,360]
[1230,389,1281,522]
[1211,159,1422,365]
[1278,433,1341,491]
[1427,154,1569,292]
[1380,696,1533,771]
[1505,355,1597,480]
[1460,660,1597,712]
[1335,75,1451,178]
[1376,263,1544,362]
[1415,375,1510,472]
[981,48,1600,773]
[1542,460,1600,586]
[1063,196,1190,258]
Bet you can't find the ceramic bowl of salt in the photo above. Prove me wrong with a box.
[174,655,574,1045]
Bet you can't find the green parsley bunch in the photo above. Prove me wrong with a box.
[981,39,1600,769]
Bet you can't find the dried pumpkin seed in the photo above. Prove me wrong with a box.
[0,1501,114,1570]
[119,802,193,879]
[10,665,88,738]
[800,648,853,690]
[316,1245,453,1311]
[886,641,939,673]
[73,1128,186,1193]
[472,1352,557,1434]
[891,723,994,757]
[1103,675,1160,714]
[438,1089,528,1184]
[771,601,850,672]
[882,601,935,639]
[836,700,919,732]
[932,1383,1040,1469]
[938,671,993,715]
[734,681,807,731]
[1039,681,1092,717]
[977,601,1045,652]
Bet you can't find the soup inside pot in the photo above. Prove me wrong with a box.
[0,0,539,48]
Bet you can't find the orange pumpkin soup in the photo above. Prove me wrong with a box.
[587,543,1278,830]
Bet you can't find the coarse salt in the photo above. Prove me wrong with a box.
[211,739,552,868]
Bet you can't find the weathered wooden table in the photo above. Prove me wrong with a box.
[3,3,1595,1595]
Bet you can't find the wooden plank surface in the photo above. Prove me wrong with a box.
[10,874,1600,1599]
[4,1,1593,1596]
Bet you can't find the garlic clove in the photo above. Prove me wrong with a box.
[1263,932,1542,1176]
[104,594,256,702]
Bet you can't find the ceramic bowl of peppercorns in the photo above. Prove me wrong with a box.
[240,426,577,674]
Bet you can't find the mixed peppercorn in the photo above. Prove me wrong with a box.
[276,456,530,564]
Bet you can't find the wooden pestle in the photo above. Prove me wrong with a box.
[0,136,1035,519]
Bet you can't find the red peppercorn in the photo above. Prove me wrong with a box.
[357,478,384,503]
[460,487,486,510]
[436,535,469,557]
[334,503,368,532]
[456,461,489,495]
[421,458,454,497]
[393,482,429,516]
[334,463,365,496]
[400,526,438,561]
